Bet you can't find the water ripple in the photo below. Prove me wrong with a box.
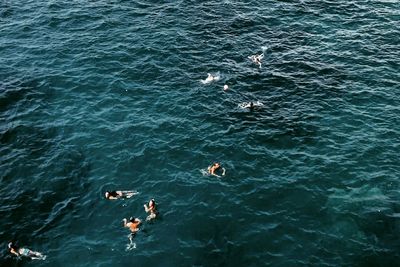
[1,0,399,266]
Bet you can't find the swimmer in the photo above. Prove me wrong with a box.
[144,198,158,221]
[123,217,142,241]
[123,217,141,233]
[205,73,214,83]
[248,53,264,68]
[201,73,220,84]
[208,162,226,177]
[104,190,138,200]
[8,242,46,260]
[238,101,264,110]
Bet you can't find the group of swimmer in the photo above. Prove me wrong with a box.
[200,50,267,177]
[105,191,158,247]
[7,163,222,260]
[7,191,157,260]
[120,198,157,245]
[202,50,265,110]
[7,49,265,261]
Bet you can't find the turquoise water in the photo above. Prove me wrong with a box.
[1,1,399,266]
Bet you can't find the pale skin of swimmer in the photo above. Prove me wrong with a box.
[123,217,142,233]
[205,73,215,83]
[249,53,264,68]
[208,163,226,177]
[104,190,137,200]
[240,101,263,110]
[8,242,45,260]
[144,199,157,221]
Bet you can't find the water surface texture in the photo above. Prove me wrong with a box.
[1,0,399,266]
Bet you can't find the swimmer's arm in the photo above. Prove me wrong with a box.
[144,205,154,213]
[135,219,142,228]
[123,218,128,227]
[209,168,216,175]
[144,204,149,212]
[10,248,19,256]
[210,171,220,177]
[123,190,138,195]
[116,191,127,197]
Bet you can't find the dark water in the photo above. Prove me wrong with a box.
[1,0,399,266]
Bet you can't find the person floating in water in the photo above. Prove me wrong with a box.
[238,101,263,110]
[248,53,264,68]
[144,199,158,221]
[123,217,141,234]
[208,162,226,177]
[201,73,220,84]
[123,217,142,242]
[8,242,46,260]
[104,190,138,200]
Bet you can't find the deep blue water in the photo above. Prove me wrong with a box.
[1,1,399,266]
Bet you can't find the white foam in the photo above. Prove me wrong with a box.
[126,242,136,251]
[200,169,210,176]
[31,254,46,260]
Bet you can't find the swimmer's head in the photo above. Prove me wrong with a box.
[129,217,139,223]
[149,199,156,207]
[223,85,229,91]
[105,191,110,199]
[8,242,17,250]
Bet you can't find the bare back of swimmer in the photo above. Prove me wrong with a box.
[208,162,226,177]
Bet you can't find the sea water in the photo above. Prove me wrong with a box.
[1,1,399,266]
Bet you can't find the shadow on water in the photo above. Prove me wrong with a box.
[0,1,13,19]
[323,185,400,265]
[0,79,42,112]
[34,149,91,235]
[0,77,91,264]
[0,124,59,159]
[188,218,246,267]
[0,148,90,265]
[214,103,320,149]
